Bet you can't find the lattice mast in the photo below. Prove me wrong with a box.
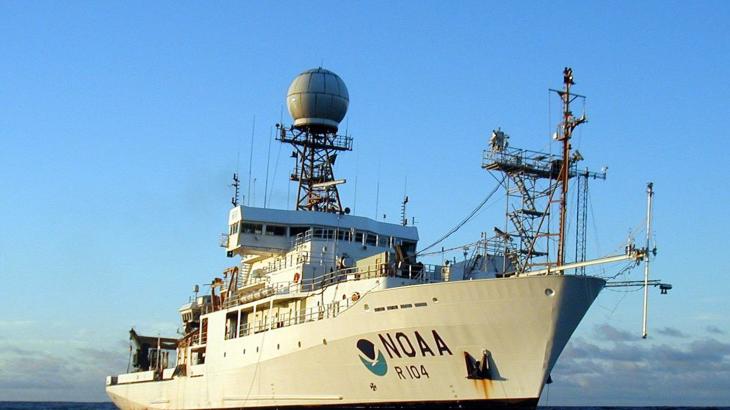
[483,67,603,274]
[554,67,586,266]
[277,125,352,213]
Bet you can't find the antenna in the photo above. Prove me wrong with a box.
[247,116,256,206]
[483,68,593,275]
[401,195,409,226]
[641,182,654,338]
[554,67,587,267]
[401,175,409,226]
[230,173,240,207]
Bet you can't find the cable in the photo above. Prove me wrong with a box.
[417,240,482,257]
[417,176,505,255]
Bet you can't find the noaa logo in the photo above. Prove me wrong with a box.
[357,339,388,376]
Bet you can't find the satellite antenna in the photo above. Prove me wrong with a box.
[277,68,352,213]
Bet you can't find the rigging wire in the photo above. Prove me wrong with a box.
[417,240,482,257]
[417,176,505,255]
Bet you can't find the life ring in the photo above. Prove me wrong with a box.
[351,292,360,302]
[293,272,301,283]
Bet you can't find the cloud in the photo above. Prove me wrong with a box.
[544,333,730,406]
[706,325,726,335]
[593,323,636,342]
[656,326,689,338]
[0,343,128,401]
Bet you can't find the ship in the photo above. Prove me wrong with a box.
[106,67,666,409]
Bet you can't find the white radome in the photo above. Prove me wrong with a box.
[287,67,349,131]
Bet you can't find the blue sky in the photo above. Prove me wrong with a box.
[1,0,729,405]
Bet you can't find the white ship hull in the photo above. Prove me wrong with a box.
[107,274,604,409]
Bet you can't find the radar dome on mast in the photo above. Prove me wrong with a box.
[287,67,349,132]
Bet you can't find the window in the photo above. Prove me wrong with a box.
[290,226,309,237]
[337,230,351,241]
[265,225,287,236]
[355,232,364,244]
[366,233,377,246]
[229,223,239,235]
[402,241,417,254]
[242,223,263,234]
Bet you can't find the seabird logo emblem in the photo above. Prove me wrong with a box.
[357,339,388,376]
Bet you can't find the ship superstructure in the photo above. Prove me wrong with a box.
[106,68,664,410]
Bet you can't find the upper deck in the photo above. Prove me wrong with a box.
[222,205,419,256]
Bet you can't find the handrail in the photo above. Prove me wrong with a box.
[186,261,447,347]
[226,262,445,310]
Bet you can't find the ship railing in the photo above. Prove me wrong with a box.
[292,229,313,247]
[228,262,449,315]
[483,146,583,179]
[258,262,448,298]
[291,228,341,248]
[225,263,451,337]
[219,233,229,248]
[237,299,353,337]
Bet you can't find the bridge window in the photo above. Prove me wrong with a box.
[242,223,263,235]
[337,230,351,241]
[355,232,364,244]
[402,241,417,253]
[366,233,377,246]
[265,225,287,236]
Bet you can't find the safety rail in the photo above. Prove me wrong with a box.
[237,300,348,337]
[185,262,448,347]
[227,262,446,311]
[482,146,587,180]
[291,228,343,248]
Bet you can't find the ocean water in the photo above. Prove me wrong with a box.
[0,406,728,410]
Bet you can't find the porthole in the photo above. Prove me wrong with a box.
[298,341,301,348]
[545,288,555,297]
[363,304,370,311]
[323,338,327,345]
[432,297,439,303]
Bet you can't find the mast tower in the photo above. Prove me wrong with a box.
[483,68,604,274]
[277,68,352,213]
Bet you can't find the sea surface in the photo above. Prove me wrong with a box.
[1,405,729,410]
